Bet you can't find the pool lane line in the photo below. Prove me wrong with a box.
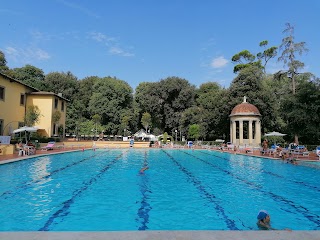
[0,150,110,199]
[136,150,152,230]
[162,150,239,230]
[182,150,320,228]
[200,151,320,193]
[38,151,126,231]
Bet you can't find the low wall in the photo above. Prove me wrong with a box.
[41,141,150,149]
[0,141,150,156]
[92,141,149,148]
[0,145,14,155]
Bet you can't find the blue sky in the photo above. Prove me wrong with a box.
[1,0,319,89]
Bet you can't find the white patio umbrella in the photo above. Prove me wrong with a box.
[13,126,38,143]
[134,129,147,138]
[264,131,286,146]
[146,134,157,141]
[264,131,286,137]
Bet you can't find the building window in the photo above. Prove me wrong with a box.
[61,101,64,111]
[20,94,25,106]
[0,119,3,135]
[54,98,58,109]
[53,123,56,135]
[0,86,5,101]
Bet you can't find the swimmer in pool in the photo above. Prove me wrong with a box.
[256,210,291,231]
[139,166,149,174]
[257,210,275,230]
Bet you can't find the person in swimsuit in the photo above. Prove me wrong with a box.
[257,210,275,230]
[139,166,149,174]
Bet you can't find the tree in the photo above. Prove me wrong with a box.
[0,50,9,74]
[277,23,309,144]
[92,114,101,139]
[188,124,200,141]
[88,76,133,134]
[74,76,99,119]
[257,40,277,73]
[232,40,277,74]
[11,65,46,90]
[195,82,230,140]
[180,106,208,140]
[135,77,195,133]
[231,50,263,73]
[281,75,320,144]
[141,112,152,133]
[52,110,61,136]
[135,82,163,130]
[120,113,131,136]
[45,71,78,101]
[24,106,41,126]
[228,65,281,135]
[278,23,308,94]
[65,76,99,134]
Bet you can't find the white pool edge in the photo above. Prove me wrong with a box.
[0,230,320,240]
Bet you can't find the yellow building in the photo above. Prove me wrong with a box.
[0,72,68,138]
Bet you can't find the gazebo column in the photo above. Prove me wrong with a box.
[239,120,243,145]
[232,120,237,144]
[230,121,232,143]
[255,120,261,146]
[249,120,253,145]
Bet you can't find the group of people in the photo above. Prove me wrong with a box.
[17,141,36,156]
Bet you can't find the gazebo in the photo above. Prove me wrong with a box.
[229,96,261,147]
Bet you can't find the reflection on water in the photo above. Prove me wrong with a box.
[27,156,54,218]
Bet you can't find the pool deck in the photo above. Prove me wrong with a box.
[0,143,319,239]
[0,142,319,164]
[1,230,320,240]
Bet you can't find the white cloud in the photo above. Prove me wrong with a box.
[88,31,115,43]
[109,47,134,57]
[88,31,134,57]
[33,48,50,60]
[210,56,228,68]
[4,46,50,63]
[5,47,19,57]
[56,0,100,19]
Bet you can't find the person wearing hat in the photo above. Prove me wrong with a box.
[257,210,275,230]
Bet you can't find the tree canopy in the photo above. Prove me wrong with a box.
[1,23,319,145]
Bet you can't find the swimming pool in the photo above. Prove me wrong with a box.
[0,149,319,231]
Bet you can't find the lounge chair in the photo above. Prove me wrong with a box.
[245,147,253,154]
[41,141,55,151]
[293,145,309,158]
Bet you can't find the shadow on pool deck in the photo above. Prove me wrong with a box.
[1,230,320,240]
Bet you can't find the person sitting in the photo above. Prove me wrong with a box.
[17,142,25,156]
[276,145,284,158]
[257,210,275,230]
[26,142,36,155]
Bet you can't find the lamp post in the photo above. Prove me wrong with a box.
[175,129,178,142]
[3,121,20,136]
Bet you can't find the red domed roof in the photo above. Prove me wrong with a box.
[230,101,261,116]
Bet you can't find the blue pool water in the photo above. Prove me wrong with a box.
[0,149,320,231]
